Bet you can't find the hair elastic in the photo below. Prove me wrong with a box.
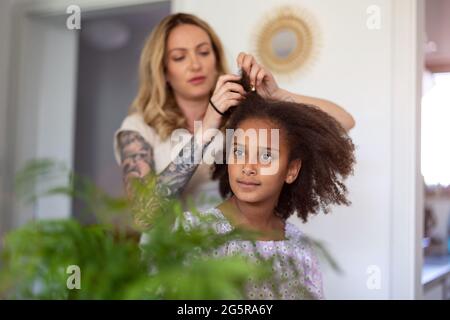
[209,99,225,116]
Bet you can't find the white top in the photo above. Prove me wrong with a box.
[114,112,223,211]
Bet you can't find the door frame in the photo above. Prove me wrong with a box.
[3,0,170,230]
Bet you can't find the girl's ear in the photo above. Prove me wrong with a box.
[285,159,302,184]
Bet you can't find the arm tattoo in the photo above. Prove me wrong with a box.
[118,130,214,229]
[157,135,213,197]
[118,131,155,180]
[118,130,214,198]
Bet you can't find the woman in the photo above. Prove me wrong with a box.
[114,13,355,229]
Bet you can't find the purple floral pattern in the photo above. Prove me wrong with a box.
[183,208,324,300]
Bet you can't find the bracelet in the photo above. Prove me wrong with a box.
[209,99,225,116]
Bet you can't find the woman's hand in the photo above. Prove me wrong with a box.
[203,74,246,132]
[237,52,280,99]
[210,74,246,114]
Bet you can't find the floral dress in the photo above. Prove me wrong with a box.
[182,207,324,300]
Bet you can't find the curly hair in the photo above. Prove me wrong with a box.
[212,72,356,222]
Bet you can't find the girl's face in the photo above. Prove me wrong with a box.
[165,24,218,101]
[228,118,302,204]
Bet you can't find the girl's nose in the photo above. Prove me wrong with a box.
[242,164,257,176]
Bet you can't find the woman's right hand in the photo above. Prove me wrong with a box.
[203,74,246,129]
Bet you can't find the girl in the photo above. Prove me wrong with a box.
[114,13,355,229]
[182,72,356,299]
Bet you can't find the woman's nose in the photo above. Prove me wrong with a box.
[189,54,201,70]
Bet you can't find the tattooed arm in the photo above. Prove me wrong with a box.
[117,130,214,228]
[118,131,155,196]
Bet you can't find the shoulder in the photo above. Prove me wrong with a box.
[285,221,306,242]
[113,112,161,164]
[117,112,159,140]
[285,222,319,257]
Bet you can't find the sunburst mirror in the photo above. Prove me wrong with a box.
[254,6,320,75]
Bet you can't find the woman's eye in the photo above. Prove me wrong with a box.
[199,51,210,56]
[172,56,185,61]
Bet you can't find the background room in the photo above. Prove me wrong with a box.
[1,0,448,299]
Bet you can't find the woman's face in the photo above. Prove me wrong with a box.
[165,24,218,100]
[227,118,302,204]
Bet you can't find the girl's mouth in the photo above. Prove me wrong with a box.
[236,180,261,190]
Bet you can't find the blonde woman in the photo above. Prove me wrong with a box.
[114,13,355,229]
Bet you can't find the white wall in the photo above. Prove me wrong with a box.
[9,13,78,223]
[173,0,423,299]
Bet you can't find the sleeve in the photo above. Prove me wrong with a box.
[177,211,200,232]
[113,112,157,165]
[175,210,219,234]
[302,240,325,300]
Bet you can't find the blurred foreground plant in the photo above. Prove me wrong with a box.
[0,159,340,299]
[0,159,272,299]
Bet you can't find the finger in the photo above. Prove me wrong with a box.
[216,82,245,97]
[241,54,255,75]
[223,82,246,94]
[249,63,261,88]
[225,92,245,101]
[215,74,242,91]
[237,52,246,69]
[214,96,242,113]
[226,99,243,108]
[255,68,266,88]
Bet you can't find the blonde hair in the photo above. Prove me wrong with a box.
[130,13,229,140]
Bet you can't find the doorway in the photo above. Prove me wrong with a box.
[6,0,170,226]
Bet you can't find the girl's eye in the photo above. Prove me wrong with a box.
[199,51,210,56]
[172,56,185,61]
[260,152,272,163]
[233,148,244,158]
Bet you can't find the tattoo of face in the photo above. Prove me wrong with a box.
[118,131,155,180]
[118,130,214,201]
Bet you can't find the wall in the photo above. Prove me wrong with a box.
[173,0,423,299]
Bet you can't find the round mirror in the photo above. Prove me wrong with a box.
[254,6,319,75]
[271,28,298,59]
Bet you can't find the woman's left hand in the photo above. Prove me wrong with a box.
[237,52,280,99]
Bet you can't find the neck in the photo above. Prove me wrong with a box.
[174,94,209,133]
[230,195,280,230]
